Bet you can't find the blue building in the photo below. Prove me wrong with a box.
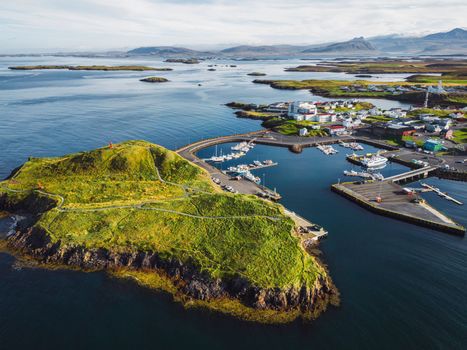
[423,139,444,152]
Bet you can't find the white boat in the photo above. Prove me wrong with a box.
[244,171,261,184]
[361,155,388,168]
[349,142,364,151]
[317,144,338,155]
[231,142,248,151]
[209,156,224,162]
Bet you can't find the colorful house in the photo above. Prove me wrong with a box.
[423,139,444,152]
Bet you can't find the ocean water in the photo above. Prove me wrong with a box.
[0,57,466,349]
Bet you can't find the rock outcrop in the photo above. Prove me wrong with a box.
[7,226,335,313]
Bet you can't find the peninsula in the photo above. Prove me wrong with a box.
[253,79,467,107]
[0,141,336,323]
[8,65,172,71]
[284,59,467,74]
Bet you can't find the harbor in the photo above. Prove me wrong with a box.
[177,130,465,236]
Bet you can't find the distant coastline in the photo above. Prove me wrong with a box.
[8,65,172,71]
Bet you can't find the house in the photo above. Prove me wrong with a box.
[424,139,444,152]
[288,101,317,121]
[325,125,346,136]
[426,124,442,133]
[384,108,407,118]
[357,110,369,118]
[371,123,416,137]
[441,129,453,140]
[419,114,438,122]
[265,102,288,113]
[437,119,451,130]
[449,112,464,119]
[427,81,446,94]
[342,117,354,128]
[312,113,336,123]
[299,128,308,137]
[405,140,417,148]
[369,107,381,116]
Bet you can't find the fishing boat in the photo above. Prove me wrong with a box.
[361,154,388,168]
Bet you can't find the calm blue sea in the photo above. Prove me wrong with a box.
[0,56,466,350]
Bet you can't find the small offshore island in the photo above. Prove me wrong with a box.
[0,141,337,323]
[140,77,169,83]
[164,58,200,64]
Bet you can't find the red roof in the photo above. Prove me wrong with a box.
[327,125,345,130]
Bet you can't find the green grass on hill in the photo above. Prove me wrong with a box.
[0,141,324,290]
[408,108,457,118]
[453,128,467,144]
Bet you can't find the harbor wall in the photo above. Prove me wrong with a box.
[331,184,465,236]
[435,170,467,182]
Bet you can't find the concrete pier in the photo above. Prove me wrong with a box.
[332,181,465,236]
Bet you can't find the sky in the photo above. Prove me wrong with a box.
[1,0,466,53]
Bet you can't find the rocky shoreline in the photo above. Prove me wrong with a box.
[5,222,337,320]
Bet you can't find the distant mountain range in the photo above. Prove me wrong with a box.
[6,28,463,58]
[124,28,467,58]
[368,28,467,55]
[302,37,375,53]
[126,37,379,58]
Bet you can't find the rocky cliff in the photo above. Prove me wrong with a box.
[7,224,336,315]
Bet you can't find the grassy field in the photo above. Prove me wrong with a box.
[9,65,172,71]
[407,108,459,118]
[235,110,279,120]
[262,118,326,136]
[0,141,324,290]
[453,128,467,144]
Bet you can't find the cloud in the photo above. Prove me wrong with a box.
[1,0,466,52]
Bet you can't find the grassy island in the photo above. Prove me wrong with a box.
[140,77,169,83]
[0,141,336,323]
[9,65,172,71]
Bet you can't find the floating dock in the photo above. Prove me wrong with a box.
[420,183,463,205]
